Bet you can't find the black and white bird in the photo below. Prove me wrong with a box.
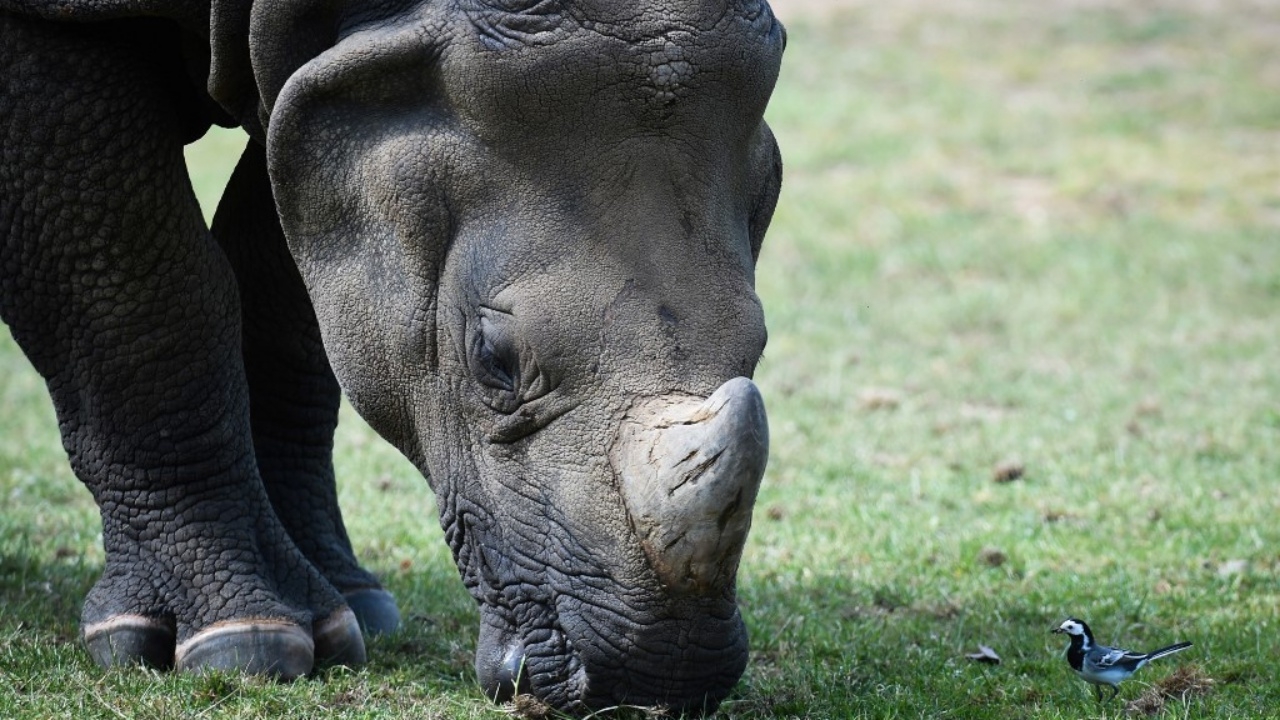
[1052,617,1192,702]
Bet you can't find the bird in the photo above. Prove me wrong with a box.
[1052,617,1192,702]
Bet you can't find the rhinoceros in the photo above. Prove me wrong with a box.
[0,0,784,713]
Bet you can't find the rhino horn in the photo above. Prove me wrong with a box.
[612,377,768,595]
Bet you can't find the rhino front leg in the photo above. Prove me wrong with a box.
[0,15,361,675]
[212,142,399,635]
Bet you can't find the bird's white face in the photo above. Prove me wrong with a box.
[1054,619,1087,636]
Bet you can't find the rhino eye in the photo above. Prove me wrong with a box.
[473,311,519,394]
[468,306,560,421]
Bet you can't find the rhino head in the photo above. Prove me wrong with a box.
[253,0,784,711]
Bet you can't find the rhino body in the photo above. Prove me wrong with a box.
[0,0,784,712]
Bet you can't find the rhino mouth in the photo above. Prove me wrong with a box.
[475,587,748,714]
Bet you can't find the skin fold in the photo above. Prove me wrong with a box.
[0,0,785,712]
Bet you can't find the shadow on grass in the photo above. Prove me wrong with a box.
[360,560,480,680]
[730,569,1071,716]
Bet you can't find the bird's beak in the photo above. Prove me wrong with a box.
[1051,628,1063,634]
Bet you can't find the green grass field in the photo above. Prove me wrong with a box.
[3,1,1279,717]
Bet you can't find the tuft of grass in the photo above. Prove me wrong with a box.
[4,0,1280,717]
[1125,664,1215,716]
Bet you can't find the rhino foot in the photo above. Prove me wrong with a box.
[83,615,175,670]
[313,606,368,667]
[342,588,401,636]
[174,621,316,679]
[76,490,369,678]
[166,609,364,678]
[83,609,365,679]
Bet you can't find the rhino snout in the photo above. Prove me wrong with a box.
[475,624,533,704]
[611,377,768,595]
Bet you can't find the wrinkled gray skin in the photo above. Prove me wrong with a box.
[0,0,783,713]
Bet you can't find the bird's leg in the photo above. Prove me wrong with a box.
[1106,685,1119,704]
[1093,684,1104,703]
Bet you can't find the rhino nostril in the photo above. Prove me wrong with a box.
[482,642,530,703]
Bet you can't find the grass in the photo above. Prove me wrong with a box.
[3,0,1279,717]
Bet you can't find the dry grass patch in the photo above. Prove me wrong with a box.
[1124,665,1215,716]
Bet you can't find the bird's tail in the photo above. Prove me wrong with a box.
[1147,641,1193,661]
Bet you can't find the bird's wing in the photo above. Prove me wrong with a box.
[1093,647,1146,669]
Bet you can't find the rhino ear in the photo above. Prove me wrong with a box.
[247,0,345,124]
[259,8,453,463]
[211,0,351,141]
